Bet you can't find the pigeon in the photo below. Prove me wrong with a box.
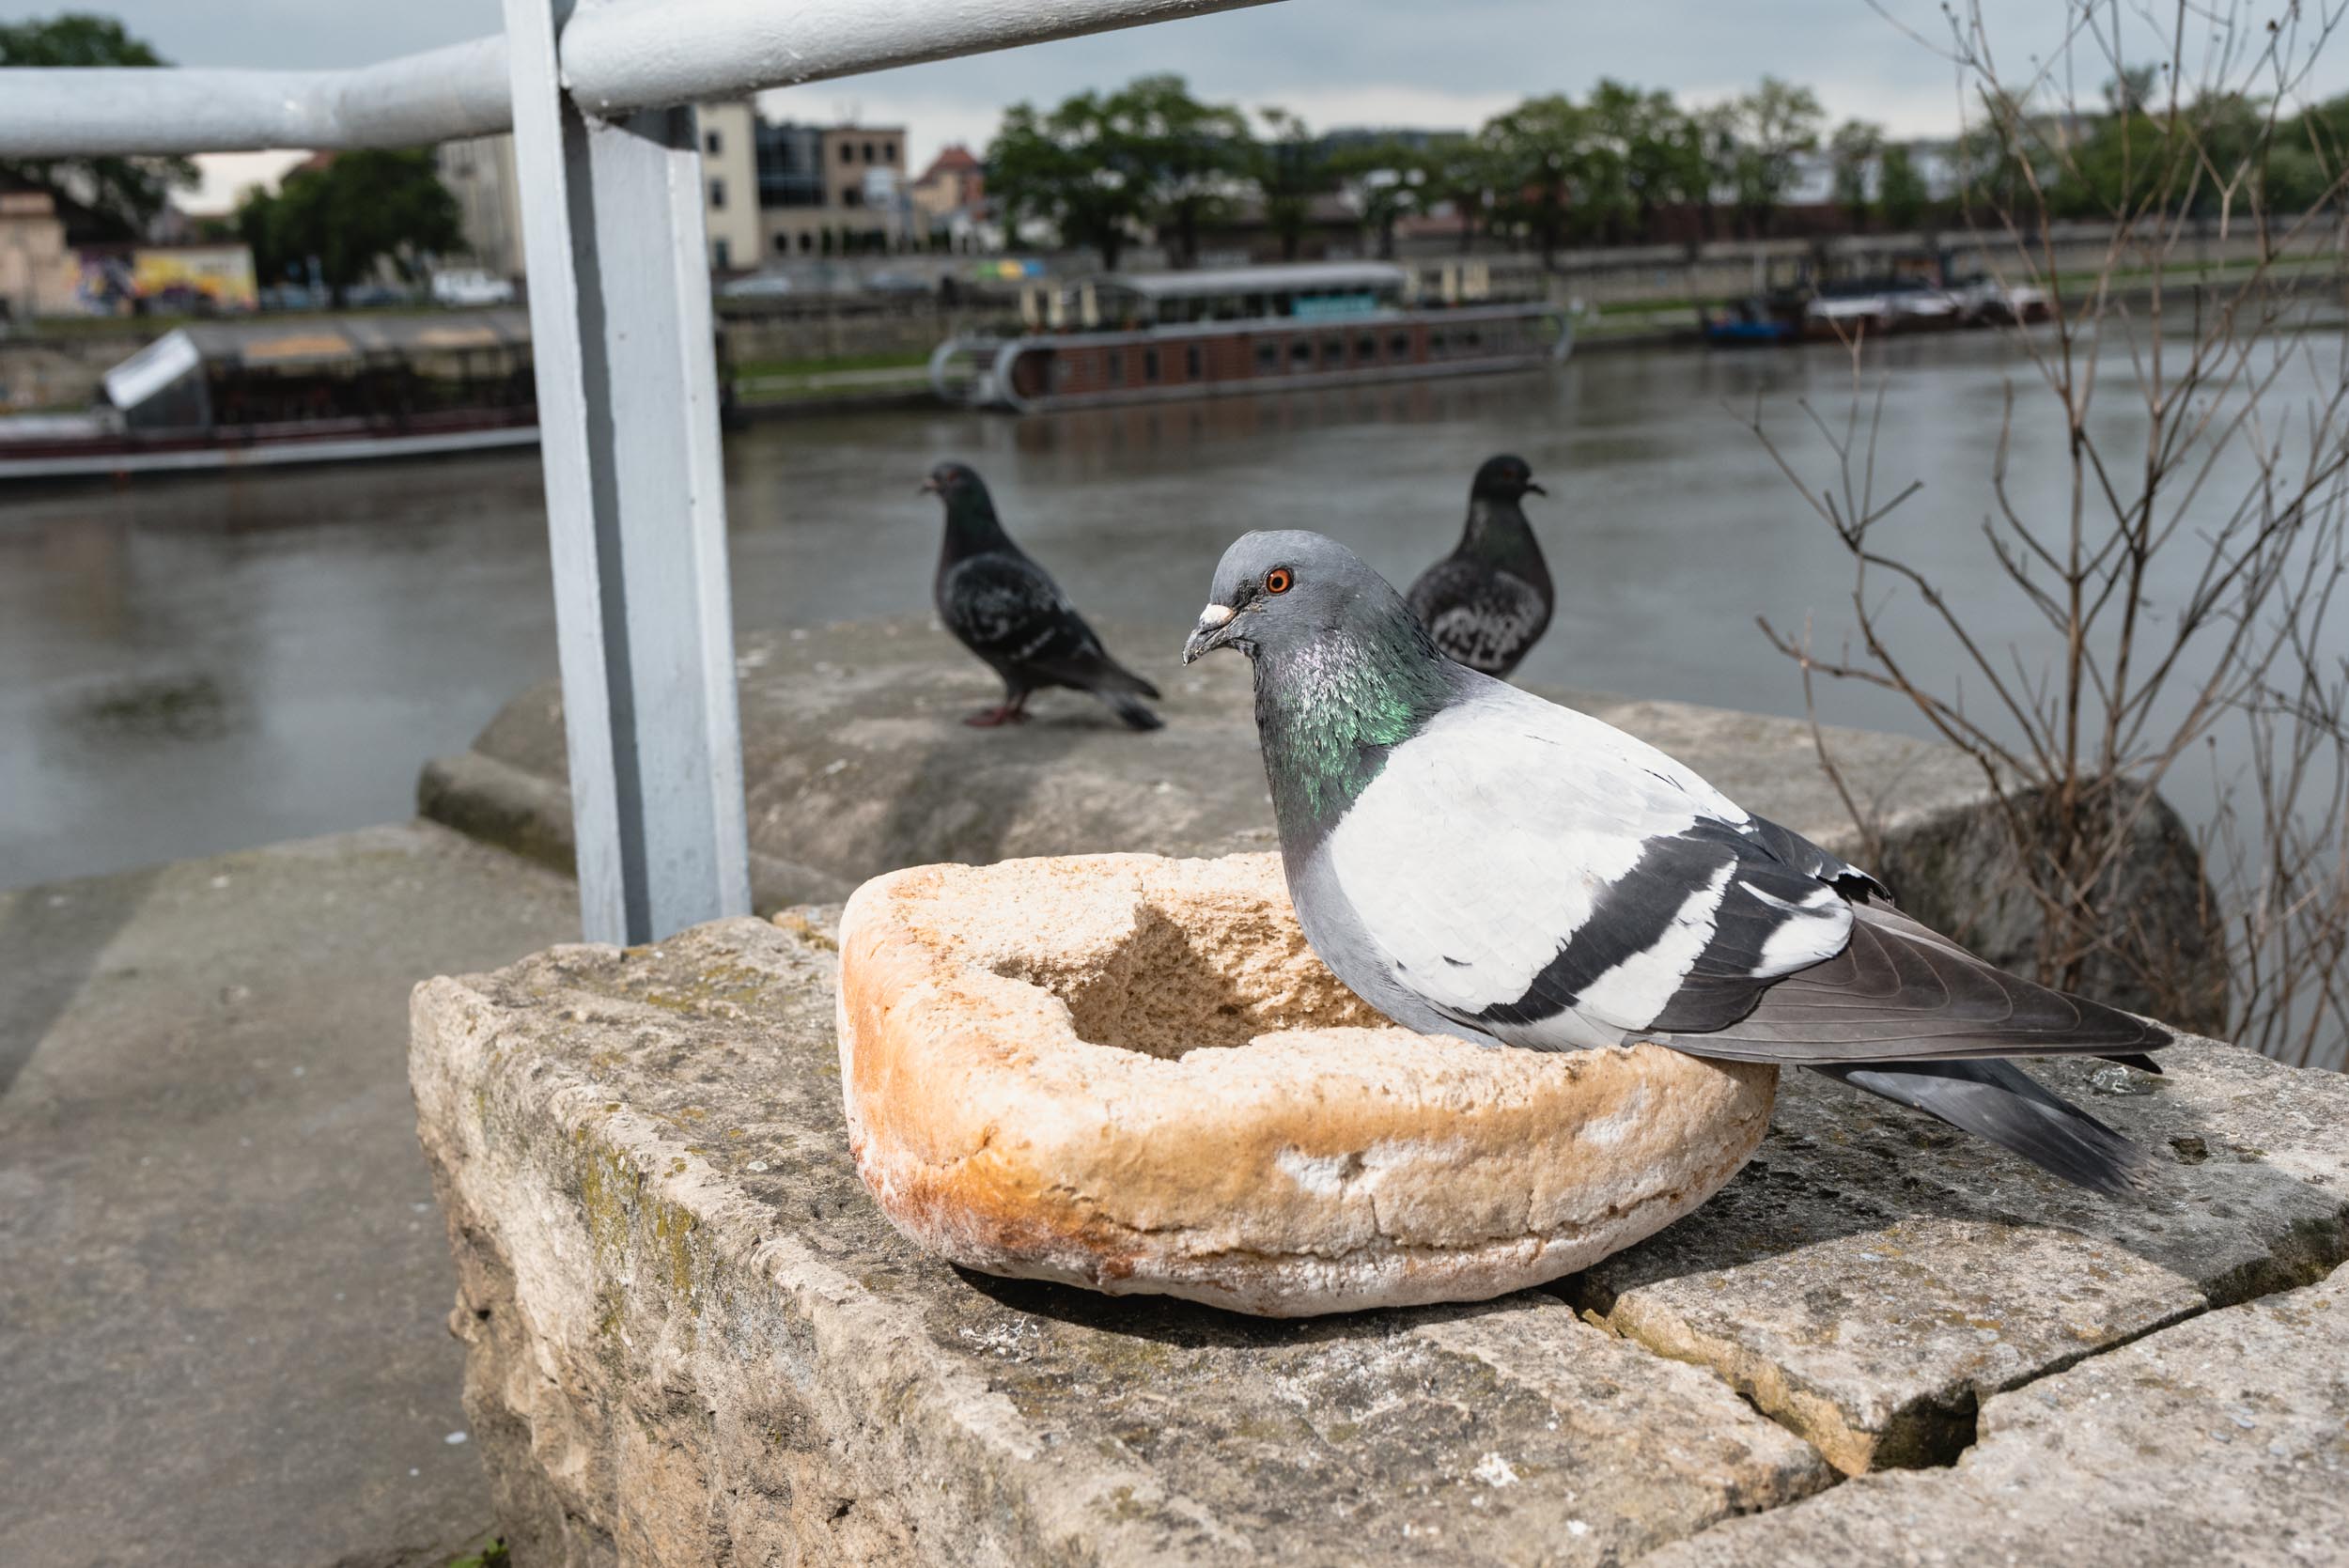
[1182,530,2171,1195]
[923,461,1162,730]
[1404,454,1554,678]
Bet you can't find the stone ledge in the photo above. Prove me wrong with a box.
[412,907,2349,1565]
[416,617,2223,1019]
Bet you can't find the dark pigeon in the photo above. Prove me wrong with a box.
[924,461,1162,730]
[1404,454,1554,678]
[1182,530,2172,1196]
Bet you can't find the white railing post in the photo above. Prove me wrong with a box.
[503,0,752,944]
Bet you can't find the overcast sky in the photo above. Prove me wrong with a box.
[15,0,2347,210]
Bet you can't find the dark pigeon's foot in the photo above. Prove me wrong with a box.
[962,705,1030,727]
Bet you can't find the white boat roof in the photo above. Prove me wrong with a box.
[1098,263,1410,300]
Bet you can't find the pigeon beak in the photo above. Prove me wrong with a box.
[1182,603,1238,664]
[1523,480,1548,497]
[917,477,941,496]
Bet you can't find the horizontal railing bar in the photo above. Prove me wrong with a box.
[0,0,1278,158]
[0,39,513,156]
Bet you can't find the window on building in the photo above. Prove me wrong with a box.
[798,231,813,252]
[1289,338,1313,367]
[884,142,896,162]
[1356,334,1378,362]
[1255,341,1280,374]
[1185,345,1203,379]
[862,142,875,163]
[773,233,789,254]
[839,143,853,164]
[1143,349,1160,383]
[708,178,725,210]
[712,237,730,270]
[1106,350,1123,382]
[1389,331,1412,359]
[705,130,722,155]
[843,187,863,208]
[1321,337,1345,366]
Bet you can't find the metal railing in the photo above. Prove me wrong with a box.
[0,0,1279,944]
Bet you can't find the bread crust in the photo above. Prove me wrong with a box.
[836,852,1775,1316]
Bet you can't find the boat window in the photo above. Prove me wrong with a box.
[1389,331,1412,359]
[1255,341,1280,374]
[1356,334,1377,362]
[1106,350,1123,383]
[1143,349,1160,383]
[1289,338,1313,367]
[1185,345,1204,379]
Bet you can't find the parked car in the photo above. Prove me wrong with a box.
[718,272,796,300]
[431,269,518,307]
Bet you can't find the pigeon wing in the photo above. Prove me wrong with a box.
[1319,687,1855,1049]
[1408,561,1549,676]
[941,552,1102,673]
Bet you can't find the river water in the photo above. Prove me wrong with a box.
[2,329,2334,893]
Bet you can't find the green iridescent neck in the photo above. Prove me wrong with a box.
[1254,623,1452,848]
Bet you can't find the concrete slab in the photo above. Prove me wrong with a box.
[0,824,580,1568]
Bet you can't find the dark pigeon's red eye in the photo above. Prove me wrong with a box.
[1265,567,1294,595]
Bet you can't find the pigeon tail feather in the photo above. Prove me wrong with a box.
[1807,1057,2157,1196]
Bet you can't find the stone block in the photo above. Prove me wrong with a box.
[1572,1047,2349,1473]
[1641,1261,2349,1568]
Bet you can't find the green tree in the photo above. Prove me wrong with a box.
[1480,95,1594,266]
[1585,80,1699,243]
[236,150,461,303]
[1330,139,1428,259]
[987,94,1151,270]
[1828,119,1882,228]
[1877,142,1931,229]
[1105,74,1249,267]
[0,13,195,239]
[1722,77,1825,236]
[1250,107,1331,261]
[1422,134,1500,253]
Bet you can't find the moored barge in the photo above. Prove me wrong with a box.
[0,312,537,483]
[930,262,1571,412]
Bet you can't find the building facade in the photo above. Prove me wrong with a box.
[436,110,919,277]
[0,187,79,319]
[697,101,760,272]
[437,133,526,279]
[753,122,909,259]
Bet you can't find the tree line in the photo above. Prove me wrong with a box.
[988,70,2349,271]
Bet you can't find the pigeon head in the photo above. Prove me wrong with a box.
[923,460,1008,555]
[920,460,988,502]
[1183,530,1436,667]
[1470,454,1545,502]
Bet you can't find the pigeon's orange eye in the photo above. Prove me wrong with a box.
[1265,567,1294,595]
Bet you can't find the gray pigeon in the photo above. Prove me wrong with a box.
[1405,454,1554,678]
[925,461,1161,730]
[1183,530,2170,1195]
